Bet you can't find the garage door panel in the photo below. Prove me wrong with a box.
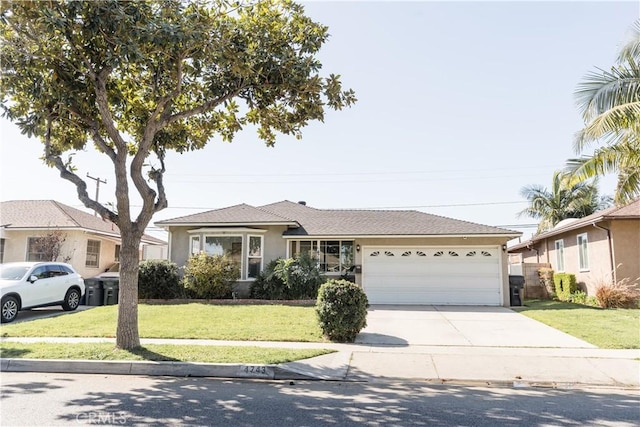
[362,246,502,305]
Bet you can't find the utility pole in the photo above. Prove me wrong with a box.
[86,173,107,216]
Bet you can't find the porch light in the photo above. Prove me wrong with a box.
[356,244,361,252]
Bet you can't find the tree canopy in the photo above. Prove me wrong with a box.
[518,171,611,234]
[0,0,355,349]
[568,19,640,204]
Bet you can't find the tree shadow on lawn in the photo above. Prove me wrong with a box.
[0,346,32,358]
[516,300,605,311]
[125,346,181,362]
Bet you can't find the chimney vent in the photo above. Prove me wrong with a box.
[298,201,306,206]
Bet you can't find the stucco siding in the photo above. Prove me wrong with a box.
[611,220,640,286]
[1,230,119,278]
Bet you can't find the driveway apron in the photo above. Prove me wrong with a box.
[355,305,596,348]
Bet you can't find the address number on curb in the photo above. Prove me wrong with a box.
[239,365,273,378]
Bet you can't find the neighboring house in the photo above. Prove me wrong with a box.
[0,200,167,278]
[156,200,520,306]
[508,198,640,295]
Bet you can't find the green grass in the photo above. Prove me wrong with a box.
[0,304,324,342]
[0,342,334,364]
[515,299,640,349]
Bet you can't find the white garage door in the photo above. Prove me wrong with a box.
[362,247,502,305]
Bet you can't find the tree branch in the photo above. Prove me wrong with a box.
[44,115,118,223]
[165,84,246,126]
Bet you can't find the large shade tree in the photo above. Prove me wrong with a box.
[568,19,640,204]
[0,0,356,349]
[518,171,611,234]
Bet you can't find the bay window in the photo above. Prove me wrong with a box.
[187,229,267,281]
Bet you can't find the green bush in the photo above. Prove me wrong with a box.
[182,253,239,299]
[138,260,183,299]
[568,290,587,305]
[250,259,286,299]
[250,252,324,300]
[316,279,368,342]
[553,273,578,302]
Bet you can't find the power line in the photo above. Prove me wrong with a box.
[164,164,560,178]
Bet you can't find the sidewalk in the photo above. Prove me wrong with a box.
[2,337,639,389]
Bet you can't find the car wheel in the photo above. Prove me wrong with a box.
[1,296,19,323]
[62,288,81,311]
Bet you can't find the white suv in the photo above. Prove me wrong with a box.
[0,262,86,323]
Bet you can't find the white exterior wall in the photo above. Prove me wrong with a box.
[1,229,120,278]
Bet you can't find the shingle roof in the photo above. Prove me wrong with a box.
[0,200,166,244]
[260,201,518,236]
[509,198,640,251]
[157,200,519,237]
[154,203,297,226]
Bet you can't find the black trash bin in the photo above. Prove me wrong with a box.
[508,275,525,306]
[84,278,104,306]
[102,278,120,305]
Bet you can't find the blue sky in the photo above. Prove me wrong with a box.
[0,1,638,243]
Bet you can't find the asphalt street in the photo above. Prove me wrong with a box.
[1,372,639,426]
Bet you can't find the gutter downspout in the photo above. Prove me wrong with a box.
[526,244,540,264]
[593,222,616,284]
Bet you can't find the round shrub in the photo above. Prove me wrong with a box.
[316,279,368,342]
[182,253,239,299]
[138,260,183,299]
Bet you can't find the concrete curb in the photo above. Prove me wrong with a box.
[3,358,639,390]
[0,358,317,381]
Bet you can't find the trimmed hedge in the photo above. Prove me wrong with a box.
[553,273,577,302]
[138,260,183,299]
[316,279,368,342]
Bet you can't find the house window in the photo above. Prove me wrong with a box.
[86,240,101,268]
[555,240,565,272]
[27,237,47,261]
[204,235,242,278]
[292,240,354,273]
[114,244,121,261]
[577,233,589,271]
[247,235,263,279]
[190,235,201,255]
[0,238,4,263]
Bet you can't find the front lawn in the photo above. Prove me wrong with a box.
[515,299,640,349]
[0,304,324,342]
[0,342,333,364]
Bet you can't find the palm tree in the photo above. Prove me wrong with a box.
[518,171,611,233]
[568,19,640,205]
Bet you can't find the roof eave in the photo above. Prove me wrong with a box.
[156,221,299,229]
[282,233,521,239]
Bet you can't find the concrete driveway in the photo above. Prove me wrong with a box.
[355,305,596,348]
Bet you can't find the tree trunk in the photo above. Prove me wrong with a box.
[115,236,141,349]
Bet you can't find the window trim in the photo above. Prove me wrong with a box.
[26,236,47,262]
[247,235,264,280]
[85,239,101,268]
[203,234,243,279]
[577,233,589,271]
[290,239,355,274]
[189,235,201,256]
[554,239,565,272]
